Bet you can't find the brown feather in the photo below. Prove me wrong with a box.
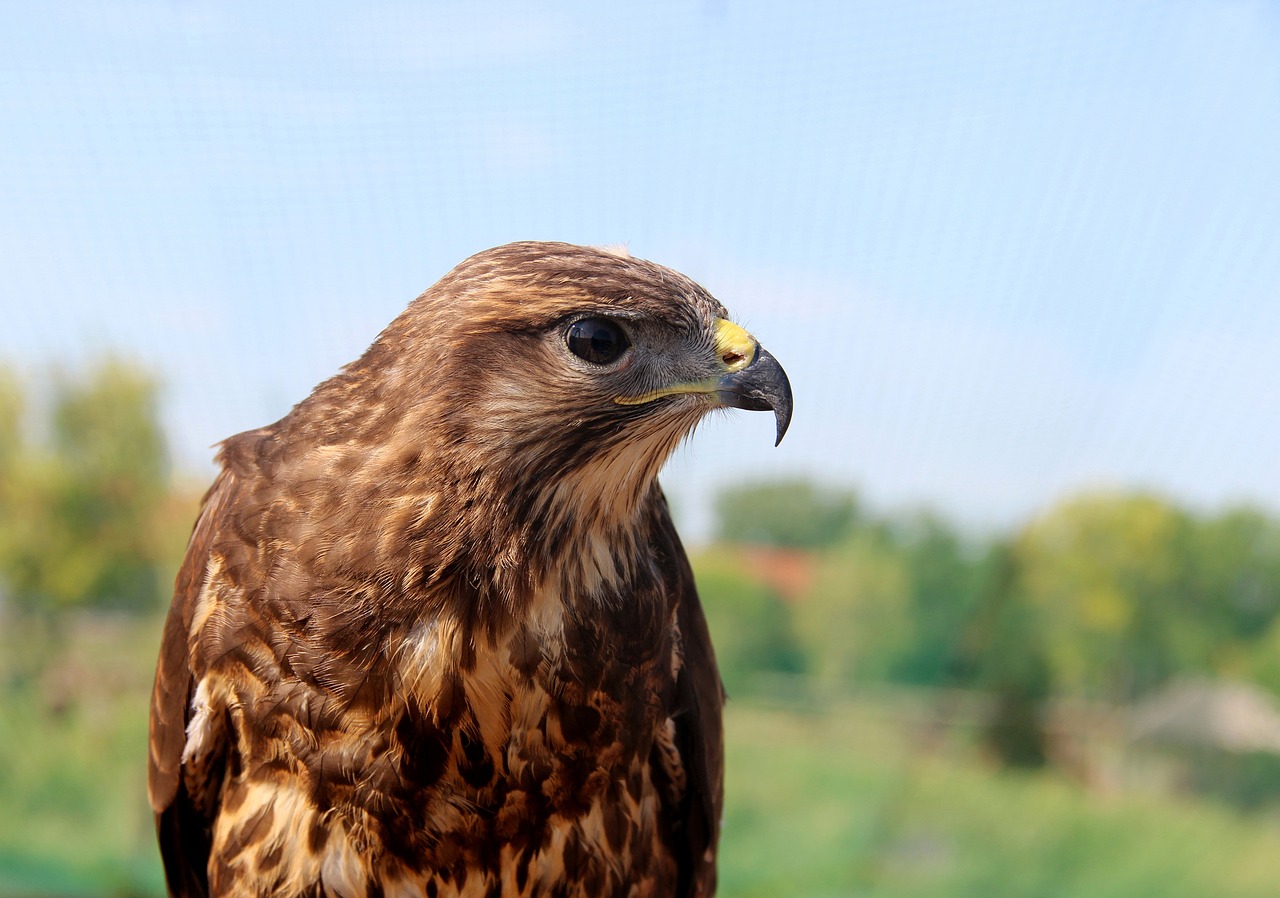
[148,242,749,897]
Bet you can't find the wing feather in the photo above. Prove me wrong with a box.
[653,493,725,898]
[148,470,238,898]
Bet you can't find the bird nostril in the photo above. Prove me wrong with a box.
[722,350,746,367]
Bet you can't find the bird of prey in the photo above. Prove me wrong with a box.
[148,241,792,898]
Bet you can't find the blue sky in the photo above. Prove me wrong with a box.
[2,1,1278,536]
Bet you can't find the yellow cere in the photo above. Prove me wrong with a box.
[713,318,757,373]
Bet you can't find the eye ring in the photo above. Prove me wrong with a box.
[565,317,630,365]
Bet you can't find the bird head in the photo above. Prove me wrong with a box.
[393,243,791,500]
[279,242,790,597]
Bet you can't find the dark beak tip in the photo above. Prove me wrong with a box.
[716,346,793,447]
[772,383,793,447]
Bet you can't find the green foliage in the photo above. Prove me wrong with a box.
[0,359,170,619]
[1245,619,1280,697]
[1013,492,1199,701]
[694,549,806,695]
[0,367,21,472]
[956,544,1054,768]
[714,478,856,548]
[721,480,1280,774]
[796,528,913,684]
[885,514,987,687]
[1190,507,1280,653]
[1182,748,1280,812]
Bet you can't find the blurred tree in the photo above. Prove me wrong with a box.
[1246,620,1280,697]
[714,478,857,548]
[1206,508,1280,692]
[0,366,20,472]
[0,358,170,617]
[958,543,1052,768]
[1191,508,1280,656]
[692,549,806,696]
[0,368,23,535]
[0,368,25,620]
[886,513,987,687]
[1015,492,1195,702]
[0,367,30,619]
[796,528,913,685]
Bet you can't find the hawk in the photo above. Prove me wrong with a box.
[148,242,792,898]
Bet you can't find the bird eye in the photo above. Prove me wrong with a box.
[565,318,629,365]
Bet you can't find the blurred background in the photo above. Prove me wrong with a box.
[3,2,1280,896]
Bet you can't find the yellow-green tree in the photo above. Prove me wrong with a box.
[1015,492,1195,701]
[0,359,170,617]
[796,528,913,685]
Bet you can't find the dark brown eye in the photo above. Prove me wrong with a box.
[566,318,629,365]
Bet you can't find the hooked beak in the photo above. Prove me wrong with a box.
[712,319,793,446]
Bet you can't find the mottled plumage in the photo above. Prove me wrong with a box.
[148,242,791,898]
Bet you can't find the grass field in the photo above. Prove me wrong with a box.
[3,621,1280,897]
[719,703,1280,898]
